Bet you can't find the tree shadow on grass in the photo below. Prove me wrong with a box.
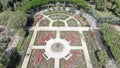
[7,49,21,68]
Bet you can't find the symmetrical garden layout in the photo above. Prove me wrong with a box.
[21,9,93,68]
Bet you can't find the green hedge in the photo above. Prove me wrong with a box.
[99,23,120,67]
[97,50,108,66]
[19,0,88,12]
[16,31,33,68]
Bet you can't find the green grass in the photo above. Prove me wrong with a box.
[52,21,65,27]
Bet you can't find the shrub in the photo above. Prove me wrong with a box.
[99,23,120,67]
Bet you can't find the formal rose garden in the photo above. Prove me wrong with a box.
[28,49,54,68]
[34,31,56,45]
[60,50,86,68]
[61,31,82,46]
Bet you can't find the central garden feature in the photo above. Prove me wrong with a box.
[44,38,71,59]
[25,5,93,68]
[51,43,64,52]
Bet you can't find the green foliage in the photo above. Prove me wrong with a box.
[0,11,28,29]
[0,11,12,25]
[17,28,26,37]
[99,23,120,67]
[97,50,108,65]
[0,43,8,68]
[7,11,28,29]
[16,31,33,68]
[95,0,107,11]
[89,0,120,17]
[19,0,49,11]
[19,0,88,12]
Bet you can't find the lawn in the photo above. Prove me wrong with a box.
[52,21,65,27]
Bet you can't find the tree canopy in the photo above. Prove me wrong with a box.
[99,23,120,67]
[0,11,28,29]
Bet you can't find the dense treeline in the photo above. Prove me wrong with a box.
[0,10,28,67]
[87,0,120,17]
[0,0,31,11]
[99,23,120,67]
[0,11,28,29]
[19,0,88,12]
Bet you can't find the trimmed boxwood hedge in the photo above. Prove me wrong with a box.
[99,23,120,67]
[19,0,88,12]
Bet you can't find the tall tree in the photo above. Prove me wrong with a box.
[95,0,107,11]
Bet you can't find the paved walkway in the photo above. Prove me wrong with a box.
[80,32,93,68]
[22,9,93,68]
[28,27,90,31]
[21,30,37,68]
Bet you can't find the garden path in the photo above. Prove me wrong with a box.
[22,9,93,68]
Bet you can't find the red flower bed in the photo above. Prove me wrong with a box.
[32,14,43,26]
[60,50,86,68]
[30,50,44,65]
[29,50,54,68]
[61,31,82,46]
[39,33,54,45]
[74,15,86,26]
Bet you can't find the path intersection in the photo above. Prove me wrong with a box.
[22,9,93,68]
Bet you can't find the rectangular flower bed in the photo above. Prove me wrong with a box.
[27,49,54,68]
[60,50,86,68]
[39,18,50,26]
[61,31,82,46]
[34,31,56,46]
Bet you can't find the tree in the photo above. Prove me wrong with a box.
[95,0,107,11]
[17,28,26,37]
[0,11,12,25]
[114,0,120,16]
[0,2,3,12]
[99,23,120,67]
[0,11,27,29]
